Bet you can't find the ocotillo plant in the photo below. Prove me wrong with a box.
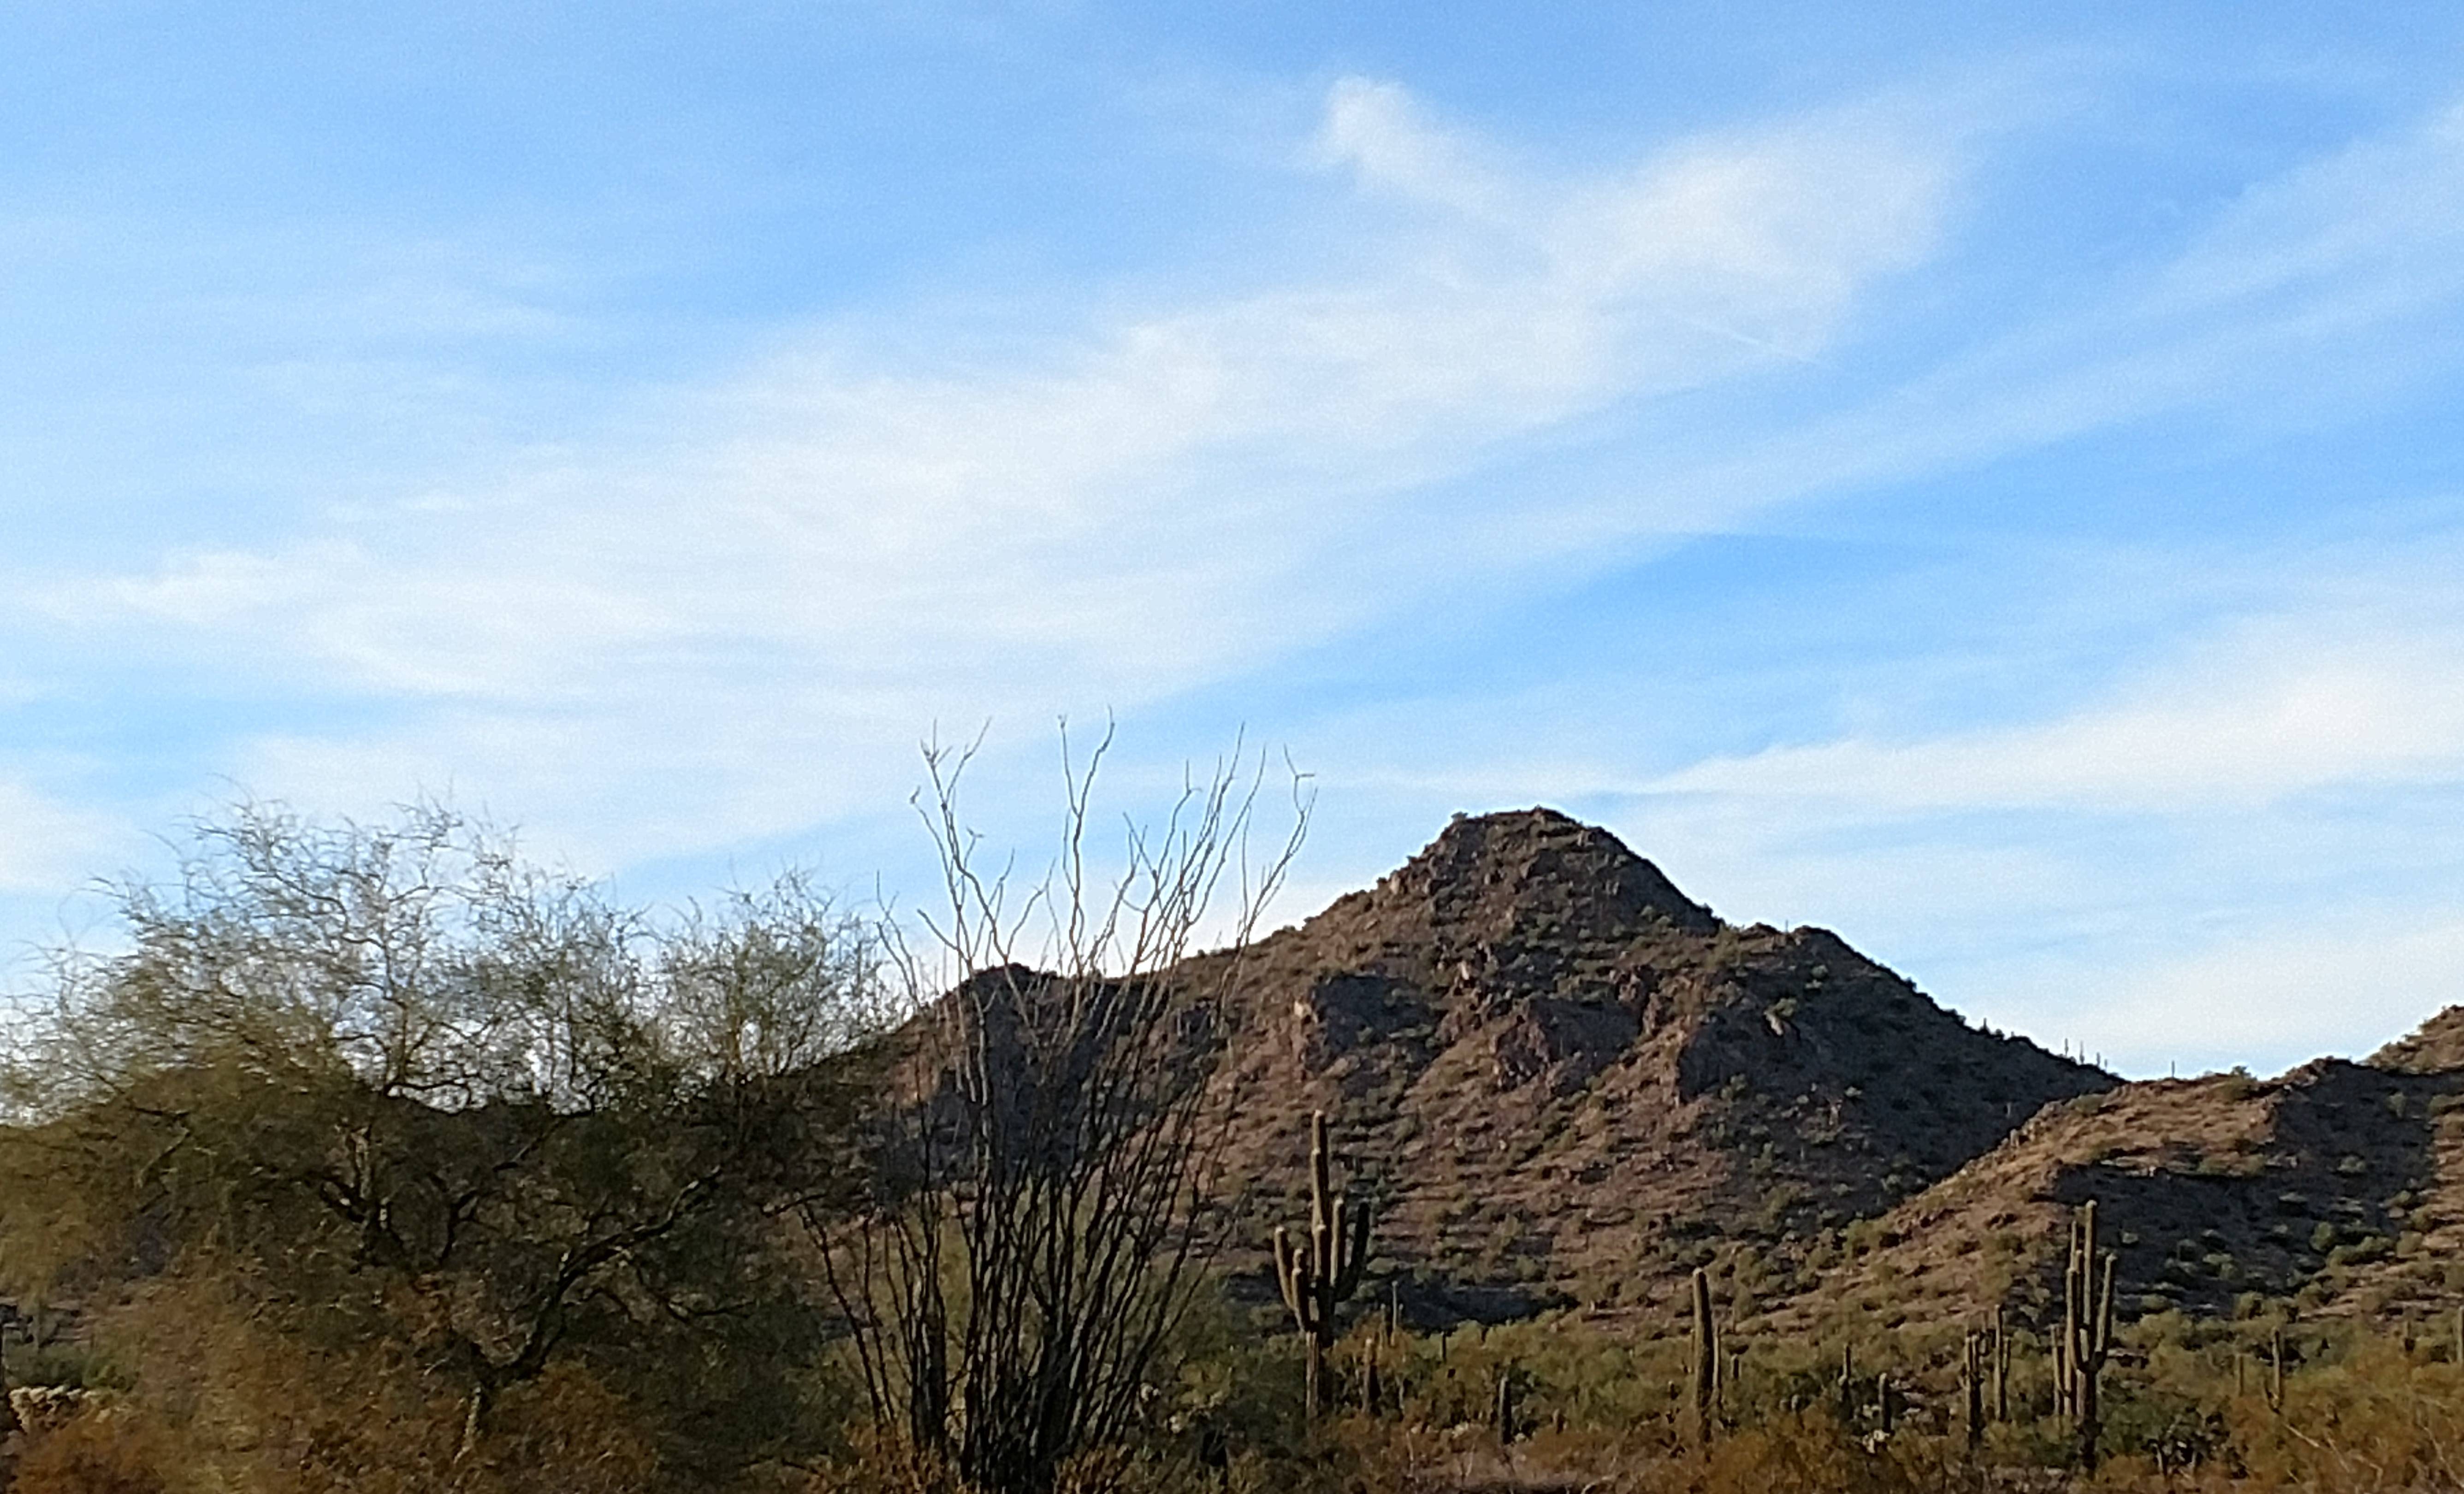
[2056,1199,2118,1470]
[1690,1267,1720,1444]
[1274,1109,1371,1417]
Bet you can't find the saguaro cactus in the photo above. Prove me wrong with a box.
[1275,1110,1371,1417]
[1981,1311,2001,1429]
[1690,1267,1720,1444]
[2055,1199,2117,1470]
[2269,1323,2287,1411]
[1961,1328,1986,1451]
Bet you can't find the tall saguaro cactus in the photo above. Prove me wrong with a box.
[1690,1267,1720,1444]
[1961,1328,1986,1451]
[1275,1110,1371,1417]
[2053,1199,2117,1470]
[1992,1305,2009,1423]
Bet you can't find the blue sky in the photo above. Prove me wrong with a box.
[7,1,2464,1077]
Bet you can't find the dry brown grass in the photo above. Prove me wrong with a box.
[1,1274,663,1494]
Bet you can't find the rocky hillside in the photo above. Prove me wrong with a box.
[1760,1036,2464,1346]
[1186,809,2115,1322]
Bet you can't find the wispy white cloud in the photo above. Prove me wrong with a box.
[1597,565,2464,1075]
[16,77,1961,859]
[1657,612,2464,814]
[1309,77,1521,218]
[17,73,2464,1037]
[1517,95,2464,563]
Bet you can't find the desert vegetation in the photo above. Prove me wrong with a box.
[4,794,2464,1493]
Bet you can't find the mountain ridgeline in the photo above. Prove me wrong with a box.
[1180,809,2464,1339]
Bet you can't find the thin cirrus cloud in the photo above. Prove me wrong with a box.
[1531,95,2464,567]
[1654,616,2464,815]
[20,77,1961,863]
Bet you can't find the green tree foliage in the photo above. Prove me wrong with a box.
[0,801,888,1483]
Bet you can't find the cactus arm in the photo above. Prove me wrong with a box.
[1309,1110,1332,1219]
[2093,1252,2116,1359]
[1275,1226,1315,1329]
[1319,1190,1343,1280]
[1334,1198,1371,1299]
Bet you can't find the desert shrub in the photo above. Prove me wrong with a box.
[792,1283,2464,1494]
[0,801,886,1488]
[10,1413,174,1494]
[26,1266,663,1494]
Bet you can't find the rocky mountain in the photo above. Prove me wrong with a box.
[1761,1040,2464,1345]
[1185,808,2116,1322]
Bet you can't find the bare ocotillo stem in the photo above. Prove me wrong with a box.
[1274,1110,1371,1417]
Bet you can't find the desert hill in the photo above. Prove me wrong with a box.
[1760,1040,2464,1347]
[2371,1006,2464,1074]
[1185,808,2115,1321]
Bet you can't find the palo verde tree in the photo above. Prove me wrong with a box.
[817,730,1307,1494]
[0,800,888,1478]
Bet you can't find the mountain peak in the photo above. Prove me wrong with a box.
[1369,806,1718,945]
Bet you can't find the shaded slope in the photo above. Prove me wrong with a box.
[1761,1012,2464,1342]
